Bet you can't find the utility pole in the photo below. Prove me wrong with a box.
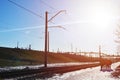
[48,31,49,52]
[99,45,102,70]
[29,44,31,50]
[79,49,81,55]
[44,10,66,67]
[76,48,77,53]
[71,43,73,53]
[17,41,19,48]
[99,45,101,59]
[57,48,60,53]
[44,11,48,67]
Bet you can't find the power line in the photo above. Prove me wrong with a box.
[40,0,56,10]
[38,0,57,24]
[40,0,72,25]
[8,0,44,19]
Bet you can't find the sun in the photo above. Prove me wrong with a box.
[93,10,112,24]
[88,4,115,31]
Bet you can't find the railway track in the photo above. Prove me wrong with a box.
[0,63,100,79]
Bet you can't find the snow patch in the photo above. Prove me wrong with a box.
[48,62,120,80]
[0,62,98,72]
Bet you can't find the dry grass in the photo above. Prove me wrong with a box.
[0,47,99,66]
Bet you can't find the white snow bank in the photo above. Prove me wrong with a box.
[47,62,120,80]
[0,62,99,72]
[48,62,99,67]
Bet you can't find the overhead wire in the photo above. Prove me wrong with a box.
[7,0,75,28]
[7,0,68,31]
[0,0,45,36]
[40,0,56,10]
[39,0,74,31]
[8,0,44,19]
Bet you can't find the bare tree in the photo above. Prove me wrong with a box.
[115,25,120,54]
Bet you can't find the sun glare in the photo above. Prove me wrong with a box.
[87,1,117,31]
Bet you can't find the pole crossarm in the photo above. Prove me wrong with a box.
[48,10,66,22]
[49,26,67,30]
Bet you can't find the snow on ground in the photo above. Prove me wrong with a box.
[47,62,120,80]
[0,62,98,72]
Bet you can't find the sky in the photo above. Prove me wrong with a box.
[0,0,120,54]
